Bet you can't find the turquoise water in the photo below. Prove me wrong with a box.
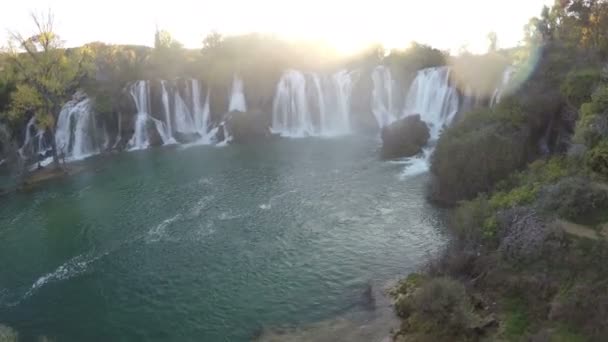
[0,137,446,341]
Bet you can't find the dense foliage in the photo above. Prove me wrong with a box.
[411,1,608,341]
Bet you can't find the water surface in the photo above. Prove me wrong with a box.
[0,137,446,341]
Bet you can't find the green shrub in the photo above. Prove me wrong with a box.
[539,176,608,224]
[490,184,539,210]
[397,277,474,336]
[431,104,530,204]
[451,195,493,242]
[550,282,608,339]
[503,297,530,339]
[574,85,608,148]
[585,140,608,178]
[560,68,601,108]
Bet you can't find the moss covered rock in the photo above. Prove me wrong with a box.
[380,115,430,159]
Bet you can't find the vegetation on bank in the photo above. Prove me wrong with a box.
[395,1,608,341]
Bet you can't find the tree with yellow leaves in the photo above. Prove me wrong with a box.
[5,10,93,168]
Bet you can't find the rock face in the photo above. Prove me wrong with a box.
[381,114,430,159]
[226,110,271,144]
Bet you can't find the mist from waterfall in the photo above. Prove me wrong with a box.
[371,66,400,128]
[15,65,469,174]
[271,69,355,137]
[228,75,247,113]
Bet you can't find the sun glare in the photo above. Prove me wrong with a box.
[2,0,553,54]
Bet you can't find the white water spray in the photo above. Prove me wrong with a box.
[371,66,399,128]
[271,69,355,137]
[228,75,247,113]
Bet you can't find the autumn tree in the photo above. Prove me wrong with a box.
[5,10,93,167]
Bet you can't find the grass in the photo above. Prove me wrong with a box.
[503,297,530,340]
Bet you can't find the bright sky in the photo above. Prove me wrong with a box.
[1,0,553,54]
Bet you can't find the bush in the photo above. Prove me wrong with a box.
[395,277,474,337]
[550,282,608,339]
[490,184,539,210]
[496,208,551,261]
[560,68,601,108]
[586,140,608,178]
[451,195,496,242]
[574,85,608,148]
[539,176,608,224]
[431,103,531,204]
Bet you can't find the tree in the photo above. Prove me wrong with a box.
[202,31,223,52]
[149,28,185,79]
[6,10,92,167]
[154,28,183,50]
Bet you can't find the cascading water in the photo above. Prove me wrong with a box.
[55,96,109,160]
[371,66,399,128]
[173,89,196,134]
[228,75,247,113]
[396,67,460,177]
[327,70,354,134]
[190,80,215,143]
[160,81,176,144]
[404,67,460,140]
[490,66,515,107]
[127,81,170,150]
[18,116,49,160]
[271,69,355,137]
[271,70,313,137]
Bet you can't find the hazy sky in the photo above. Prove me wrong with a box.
[1,0,553,54]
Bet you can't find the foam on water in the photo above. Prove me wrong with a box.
[146,214,182,243]
[21,252,108,303]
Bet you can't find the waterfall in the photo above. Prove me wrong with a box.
[490,66,515,107]
[127,81,170,150]
[173,89,196,134]
[271,70,313,137]
[327,70,354,135]
[20,94,108,164]
[53,95,109,160]
[192,80,213,142]
[19,116,48,160]
[160,81,176,144]
[404,67,460,140]
[19,116,48,159]
[390,67,461,177]
[371,66,399,128]
[271,69,355,137]
[228,75,247,113]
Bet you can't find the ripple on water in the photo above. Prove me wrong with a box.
[146,214,182,243]
[18,252,107,304]
[190,195,214,217]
